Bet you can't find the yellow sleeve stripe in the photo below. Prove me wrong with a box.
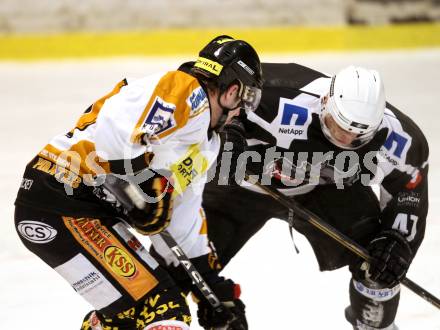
[39,142,110,177]
[68,79,127,135]
[189,101,209,119]
[199,208,208,235]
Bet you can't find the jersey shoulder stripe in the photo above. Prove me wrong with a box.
[67,79,128,137]
[131,71,209,144]
[36,79,129,179]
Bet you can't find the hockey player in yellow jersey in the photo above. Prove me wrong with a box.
[14,35,263,330]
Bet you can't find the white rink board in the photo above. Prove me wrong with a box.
[0,50,439,329]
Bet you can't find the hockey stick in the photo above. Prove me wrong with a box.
[243,173,440,310]
[159,230,234,321]
[101,176,233,323]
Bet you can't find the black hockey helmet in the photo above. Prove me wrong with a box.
[192,35,263,112]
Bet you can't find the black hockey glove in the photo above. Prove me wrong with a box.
[101,172,174,235]
[217,117,247,185]
[356,230,413,288]
[196,279,247,330]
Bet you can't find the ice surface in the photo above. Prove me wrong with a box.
[1,50,439,329]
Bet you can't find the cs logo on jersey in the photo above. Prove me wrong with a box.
[17,221,58,244]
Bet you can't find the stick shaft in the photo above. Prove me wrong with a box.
[245,174,440,310]
[159,230,225,313]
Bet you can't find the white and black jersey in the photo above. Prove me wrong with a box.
[239,62,429,254]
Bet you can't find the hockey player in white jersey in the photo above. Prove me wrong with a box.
[14,35,263,330]
[203,64,429,329]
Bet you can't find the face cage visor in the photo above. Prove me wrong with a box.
[239,84,262,112]
[320,108,378,150]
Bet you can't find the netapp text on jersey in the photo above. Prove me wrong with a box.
[278,127,304,135]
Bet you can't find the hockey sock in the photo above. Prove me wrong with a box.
[346,278,400,329]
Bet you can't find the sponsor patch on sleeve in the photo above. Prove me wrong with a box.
[187,86,208,118]
[140,96,176,137]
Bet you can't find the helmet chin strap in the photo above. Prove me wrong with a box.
[211,112,228,132]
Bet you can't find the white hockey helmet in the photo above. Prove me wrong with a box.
[320,66,386,149]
